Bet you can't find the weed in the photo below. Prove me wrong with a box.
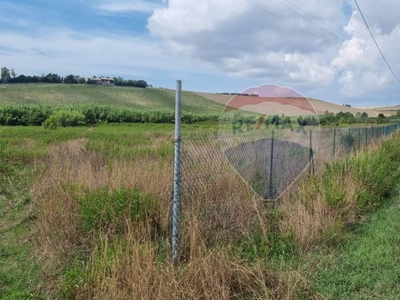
[77,185,160,234]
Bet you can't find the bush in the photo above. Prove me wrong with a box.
[340,132,355,151]
[323,136,400,212]
[43,110,85,129]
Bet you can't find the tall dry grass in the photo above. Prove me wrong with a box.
[70,215,311,300]
[279,137,389,252]
[32,139,304,299]
[30,129,397,299]
[31,139,172,293]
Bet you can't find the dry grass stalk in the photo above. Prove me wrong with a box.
[79,220,279,300]
[29,130,392,298]
[31,139,172,279]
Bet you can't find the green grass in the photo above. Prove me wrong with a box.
[0,123,221,161]
[309,191,400,299]
[0,162,42,299]
[0,126,91,299]
[77,185,159,233]
[0,84,225,114]
[0,126,87,164]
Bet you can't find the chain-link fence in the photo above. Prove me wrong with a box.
[173,123,399,257]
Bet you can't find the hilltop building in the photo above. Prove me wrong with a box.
[85,76,114,84]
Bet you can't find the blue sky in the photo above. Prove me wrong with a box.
[0,0,150,35]
[1,0,400,107]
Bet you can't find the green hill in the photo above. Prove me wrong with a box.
[0,84,225,114]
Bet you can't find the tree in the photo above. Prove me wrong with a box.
[63,74,78,84]
[1,67,10,83]
[15,74,26,83]
[11,68,17,79]
[46,73,62,83]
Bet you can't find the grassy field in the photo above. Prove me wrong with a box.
[1,84,400,299]
[0,84,225,114]
[309,191,400,298]
[1,123,400,299]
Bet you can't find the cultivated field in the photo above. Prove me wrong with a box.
[0,84,396,119]
[197,92,395,117]
[0,84,225,114]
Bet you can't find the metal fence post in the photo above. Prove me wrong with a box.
[370,124,373,142]
[309,130,314,174]
[358,127,361,151]
[365,127,368,147]
[172,80,182,265]
[268,129,275,199]
[333,128,336,158]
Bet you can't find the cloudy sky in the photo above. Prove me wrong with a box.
[1,0,400,107]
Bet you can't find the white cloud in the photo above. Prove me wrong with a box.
[1,0,400,105]
[148,1,346,85]
[147,0,400,104]
[285,53,336,86]
[149,0,248,37]
[331,9,400,97]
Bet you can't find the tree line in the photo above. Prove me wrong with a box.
[232,110,396,134]
[0,67,148,88]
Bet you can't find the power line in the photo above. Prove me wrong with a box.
[279,0,349,40]
[275,0,400,65]
[353,0,400,83]
[273,0,348,43]
[243,0,400,71]
[243,0,324,42]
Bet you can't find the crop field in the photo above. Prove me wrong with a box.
[0,84,225,113]
[198,92,396,117]
[2,120,400,299]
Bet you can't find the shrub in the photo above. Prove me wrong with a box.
[323,136,400,213]
[340,132,355,151]
[43,110,85,129]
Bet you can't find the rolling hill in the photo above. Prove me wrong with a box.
[0,84,396,117]
[197,92,396,117]
[0,84,225,114]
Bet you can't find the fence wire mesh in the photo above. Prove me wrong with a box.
[175,123,399,256]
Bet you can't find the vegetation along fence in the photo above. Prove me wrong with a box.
[172,123,399,259]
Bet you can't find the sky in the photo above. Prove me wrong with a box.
[0,0,400,107]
